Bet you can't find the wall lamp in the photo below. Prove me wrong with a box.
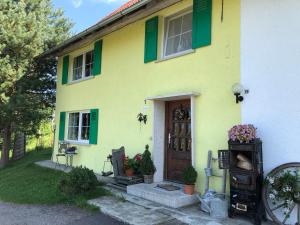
[232,83,249,104]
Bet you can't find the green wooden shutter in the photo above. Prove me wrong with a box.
[59,112,66,141]
[89,109,99,144]
[62,55,69,84]
[144,16,158,63]
[192,0,212,49]
[93,40,103,76]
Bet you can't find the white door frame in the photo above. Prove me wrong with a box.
[146,92,199,182]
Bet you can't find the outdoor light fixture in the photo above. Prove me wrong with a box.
[232,83,248,104]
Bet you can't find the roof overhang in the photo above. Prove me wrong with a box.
[40,0,182,58]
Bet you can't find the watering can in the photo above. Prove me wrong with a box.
[198,190,228,220]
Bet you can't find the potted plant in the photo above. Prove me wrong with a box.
[132,153,142,175]
[183,165,198,195]
[123,156,134,177]
[137,113,147,125]
[140,145,156,184]
[228,124,257,143]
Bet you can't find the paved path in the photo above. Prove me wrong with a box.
[0,201,124,225]
[67,213,127,225]
[89,189,275,225]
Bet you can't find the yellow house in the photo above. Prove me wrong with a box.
[45,0,240,193]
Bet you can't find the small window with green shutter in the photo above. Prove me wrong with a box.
[161,1,212,59]
[144,16,158,63]
[71,50,94,81]
[64,109,98,144]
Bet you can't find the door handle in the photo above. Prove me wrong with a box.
[168,133,171,147]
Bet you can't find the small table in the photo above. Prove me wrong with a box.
[65,152,77,167]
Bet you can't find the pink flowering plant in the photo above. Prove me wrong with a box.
[228,124,257,143]
[122,153,143,174]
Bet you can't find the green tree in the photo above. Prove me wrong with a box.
[140,145,156,175]
[0,0,72,166]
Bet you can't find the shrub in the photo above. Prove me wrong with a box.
[183,165,198,185]
[140,145,156,175]
[58,166,99,196]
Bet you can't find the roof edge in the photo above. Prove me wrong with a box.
[40,0,152,57]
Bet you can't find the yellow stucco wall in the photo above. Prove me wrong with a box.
[54,0,240,193]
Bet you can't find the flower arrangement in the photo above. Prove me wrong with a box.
[132,153,142,175]
[228,124,256,143]
[266,170,300,215]
[122,153,143,175]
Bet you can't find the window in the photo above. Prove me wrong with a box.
[73,55,83,80]
[85,51,93,78]
[72,50,94,81]
[164,11,192,58]
[67,111,90,143]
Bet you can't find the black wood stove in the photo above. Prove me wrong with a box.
[228,139,265,225]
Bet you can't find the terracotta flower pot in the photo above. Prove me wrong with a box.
[125,168,134,177]
[184,184,195,195]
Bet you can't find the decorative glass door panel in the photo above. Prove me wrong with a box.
[165,100,191,183]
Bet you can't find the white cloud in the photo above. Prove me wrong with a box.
[72,0,83,8]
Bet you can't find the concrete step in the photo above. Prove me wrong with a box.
[127,182,199,208]
[107,183,127,191]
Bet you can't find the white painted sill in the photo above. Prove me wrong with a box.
[155,49,195,63]
[66,141,91,146]
[67,76,95,86]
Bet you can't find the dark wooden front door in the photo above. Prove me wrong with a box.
[165,100,192,183]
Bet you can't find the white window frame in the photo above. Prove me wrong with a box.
[163,10,193,59]
[71,50,94,82]
[67,110,90,144]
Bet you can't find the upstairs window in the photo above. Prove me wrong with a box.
[73,55,83,80]
[164,11,193,58]
[72,50,94,81]
[67,111,90,143]
[85,51,94,77]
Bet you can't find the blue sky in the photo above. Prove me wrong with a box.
[52,0,128,34]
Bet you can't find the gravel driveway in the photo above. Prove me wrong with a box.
[0,201,125,225]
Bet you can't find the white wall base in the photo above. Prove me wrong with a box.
[152,101,165,183]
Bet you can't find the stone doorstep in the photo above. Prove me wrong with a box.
[89,187,269,225]
[127,183,200,209]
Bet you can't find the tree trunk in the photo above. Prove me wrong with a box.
[13,132,26,160]
[0,127,11,167]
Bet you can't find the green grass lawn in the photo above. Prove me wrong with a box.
[0,149,109,211]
